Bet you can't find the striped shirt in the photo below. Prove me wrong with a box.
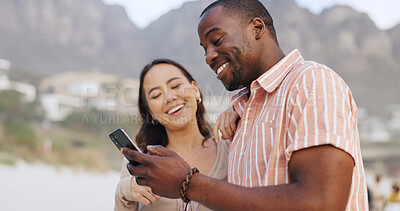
[228,49,368,210]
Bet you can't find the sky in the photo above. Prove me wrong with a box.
[102,0,400,30]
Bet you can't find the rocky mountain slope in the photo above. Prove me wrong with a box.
[0,0,399,115]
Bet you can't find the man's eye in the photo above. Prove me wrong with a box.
[214,37,222,46]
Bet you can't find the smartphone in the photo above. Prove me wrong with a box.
[109,127,142,166]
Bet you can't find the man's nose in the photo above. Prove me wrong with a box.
[205,48,218,66]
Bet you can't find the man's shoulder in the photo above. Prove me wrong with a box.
[292,60,333,75]
[288,60,342,83]
[282,60,351,97]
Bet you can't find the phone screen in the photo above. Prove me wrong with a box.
[109,127,142,166]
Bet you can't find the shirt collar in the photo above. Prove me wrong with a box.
[230,49,303,117]
[257,49,303,93]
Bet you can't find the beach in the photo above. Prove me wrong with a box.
[0,161,120,211]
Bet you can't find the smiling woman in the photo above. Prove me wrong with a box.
[114,59,230,211]
[142,62,202,131]
[136,59,210,150]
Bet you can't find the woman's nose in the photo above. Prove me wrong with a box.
[164,91,177,104]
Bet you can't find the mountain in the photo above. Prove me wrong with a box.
[389,24,400,63]
[0,0,399,115]
[0,0,147,73]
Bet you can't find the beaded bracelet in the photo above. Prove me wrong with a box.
[179,167,199,203]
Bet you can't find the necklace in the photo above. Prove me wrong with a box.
[181,137,212,163]
[183,145,205,163]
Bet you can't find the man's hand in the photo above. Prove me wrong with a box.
[121,145,191,199]
[213,107,239,141]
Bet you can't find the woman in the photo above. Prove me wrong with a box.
[114,59,230,211]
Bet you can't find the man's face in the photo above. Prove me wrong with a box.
[198,6,255,91]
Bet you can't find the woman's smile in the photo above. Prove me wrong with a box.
[166,104,185,116]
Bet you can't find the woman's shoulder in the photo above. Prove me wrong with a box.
[208,139,229,180]
[217,139,230,154]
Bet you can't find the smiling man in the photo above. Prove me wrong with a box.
[122,0,369,210]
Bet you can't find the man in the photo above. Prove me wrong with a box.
[122,0,368,210]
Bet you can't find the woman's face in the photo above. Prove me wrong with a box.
[143,63,201,130]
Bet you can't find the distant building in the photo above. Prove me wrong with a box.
[39,71,139,121]
[0,58,36,102]
[387,104,400,135]
[358,108,391,142]
[40,93,84,122]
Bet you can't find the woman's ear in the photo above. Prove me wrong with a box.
[191,81,201,100]
[250,18,266,40]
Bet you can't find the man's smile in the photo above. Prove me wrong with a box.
[216,62,228,75]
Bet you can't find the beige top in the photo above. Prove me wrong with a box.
[114,140,229,211]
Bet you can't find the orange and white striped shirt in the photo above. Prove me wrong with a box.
[229,49,368,210]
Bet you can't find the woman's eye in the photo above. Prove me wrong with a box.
[171,84,181,89]
[151,93,161,99]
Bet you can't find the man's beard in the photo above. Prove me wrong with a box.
[224,66,243,91]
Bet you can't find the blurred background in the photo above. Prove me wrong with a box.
[0,0,399,210]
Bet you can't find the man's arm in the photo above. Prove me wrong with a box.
[123,144,354,210]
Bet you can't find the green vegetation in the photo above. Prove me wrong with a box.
[0,90,140,171]
[0,152,17,166]
[0,90,41,159]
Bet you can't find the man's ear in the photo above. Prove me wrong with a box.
[250,18,266,40]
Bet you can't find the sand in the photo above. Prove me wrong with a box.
[0,161,120,211]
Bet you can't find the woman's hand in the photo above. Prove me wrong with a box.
[213,107,239,142]
[130,176,160,207]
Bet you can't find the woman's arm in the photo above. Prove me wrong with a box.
[213,107,239,142]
